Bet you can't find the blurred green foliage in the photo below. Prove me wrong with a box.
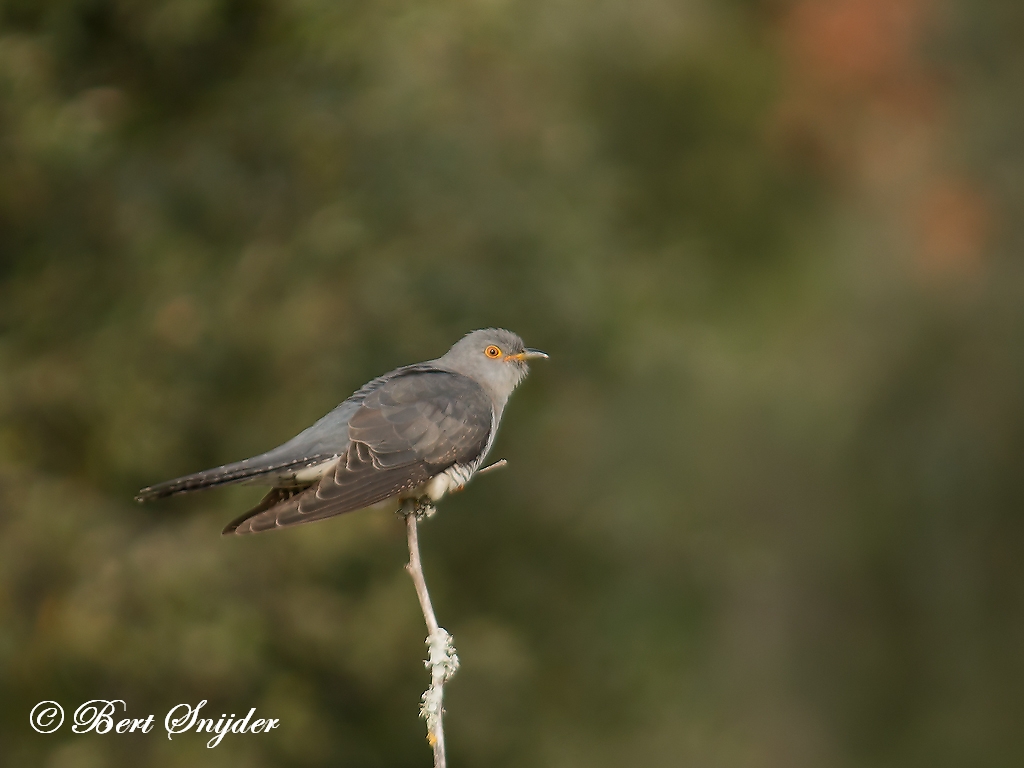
[1,1,1022,766]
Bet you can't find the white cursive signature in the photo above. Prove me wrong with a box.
[30,700,279,748]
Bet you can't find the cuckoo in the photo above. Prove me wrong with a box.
[136,329,547,534]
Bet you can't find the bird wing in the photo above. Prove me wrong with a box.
[224,369,494,534]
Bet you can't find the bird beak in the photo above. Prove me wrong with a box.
[505,350,548,362]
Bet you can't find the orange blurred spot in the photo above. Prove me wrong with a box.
[915,179,991,277]
[785,0,929,92]
[774,0,940,181]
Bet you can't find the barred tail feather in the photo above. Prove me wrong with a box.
[135,454,333,502]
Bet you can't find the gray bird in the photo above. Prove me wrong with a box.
[136,329,547,535]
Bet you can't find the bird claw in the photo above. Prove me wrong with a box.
[399,497,437,521]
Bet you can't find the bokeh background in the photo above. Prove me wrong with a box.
[2,0,1022,766]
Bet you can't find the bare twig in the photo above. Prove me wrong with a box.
[476,458,507,476]
[404,503,459,768]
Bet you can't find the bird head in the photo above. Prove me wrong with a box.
[437,328,548,404]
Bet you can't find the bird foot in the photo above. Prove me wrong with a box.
[399,497,437,521]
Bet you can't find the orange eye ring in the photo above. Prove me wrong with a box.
[484,345,502,359]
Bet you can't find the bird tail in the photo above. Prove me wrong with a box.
[135,454,328,502]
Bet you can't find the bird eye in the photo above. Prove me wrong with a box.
[484,345,502,358]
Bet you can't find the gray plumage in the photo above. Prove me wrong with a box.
[136,328,547,535]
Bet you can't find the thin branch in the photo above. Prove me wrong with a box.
[404,505,459,768]
[475,458,507,476]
